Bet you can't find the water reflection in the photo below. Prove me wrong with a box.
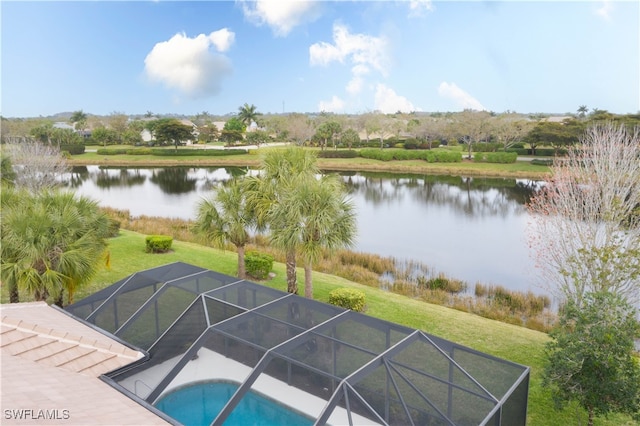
[64,166,544,294]
[341,172,539,219]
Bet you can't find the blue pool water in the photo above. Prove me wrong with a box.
[155,382,315,426]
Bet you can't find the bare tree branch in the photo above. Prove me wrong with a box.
[527,123,640,306]
[5,138,70,193]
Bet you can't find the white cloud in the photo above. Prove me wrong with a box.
[407,0,433,17]
[437,82,485,111]
[318,95,345,113]
[209,28,235,52]
[595,0,613,21]
[346,64,370,95]
[144,31,234,98]
[374,84,415,114]
[310,23,390,76]
[240,0,321,37]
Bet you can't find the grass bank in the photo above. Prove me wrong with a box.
[68,146,551,179]
[76,230,634,426]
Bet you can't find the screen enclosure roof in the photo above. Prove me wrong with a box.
[66,262,530,426]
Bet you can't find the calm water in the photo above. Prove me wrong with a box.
[66,166,543,295]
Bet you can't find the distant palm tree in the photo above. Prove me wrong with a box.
[193,179,255,279]
[237,103,261,127]
[577,105,588,119]
[1,188,111,305]
[69,110,87,132]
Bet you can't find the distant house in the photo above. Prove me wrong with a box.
[53,122,92,139]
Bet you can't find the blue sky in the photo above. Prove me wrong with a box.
[2,1,638,118]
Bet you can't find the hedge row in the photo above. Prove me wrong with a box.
[96,148,248,156]
[474,152,518,164]
[506,148,568,156]
[360,148,462,163]
[317,150,360,158]
[150,148,248,156]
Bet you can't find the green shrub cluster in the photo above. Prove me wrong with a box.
[328,288,366,312]
[60,144,85,155]
[530,158,553,166]
[507,148,568,156]
[471,142,502,152]
[245,251,274,280]
[360,148,461,163]
[150,148,247,156]
[145,235,173,253]
[474,152,518,163]
[317,150,360,158]
[97,148,128,155]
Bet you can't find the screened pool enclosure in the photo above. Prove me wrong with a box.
[66,262,530,426]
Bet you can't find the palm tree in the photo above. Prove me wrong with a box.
[244,147,319,294]
[237,103,261,127]
[1,188,111,305]
[69,110,87,132]
[270,174,356,298]
[193,179,255,278]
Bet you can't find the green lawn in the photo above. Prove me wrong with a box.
[77,230,635,426]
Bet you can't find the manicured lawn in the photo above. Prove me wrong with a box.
[77,230,635,426]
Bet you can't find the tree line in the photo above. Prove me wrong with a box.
[3,106,640,155]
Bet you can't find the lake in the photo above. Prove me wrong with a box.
[66,166,544,295]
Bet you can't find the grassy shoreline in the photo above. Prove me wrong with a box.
[68,149,551,179]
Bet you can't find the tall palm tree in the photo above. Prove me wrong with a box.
[237,103,261,127]
[270,174,356,298]
[244,147,319,294]
[1,188,111,305]
[193,179,255,279]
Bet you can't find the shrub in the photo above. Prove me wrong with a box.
[60,144,85,155]
[245,251,274,280]
[530,158,553,166]
[359,148,461,163]
[145,235,173,253]
[474,152,518,163]
[317,150,360,158]
[328,288,366,312]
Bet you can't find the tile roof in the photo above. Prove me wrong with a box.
[1,302,169,425]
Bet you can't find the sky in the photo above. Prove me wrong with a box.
[1,0,639,118]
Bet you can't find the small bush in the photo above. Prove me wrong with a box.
[145,235,173,253]
[328,288,366,312]
[245,251,274,280]
[60,144,85,155]
[530,158,553,166]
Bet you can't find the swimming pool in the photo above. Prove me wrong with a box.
[154,381,315,426]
